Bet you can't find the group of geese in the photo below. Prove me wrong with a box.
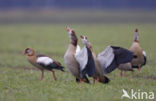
[24,27,146,84]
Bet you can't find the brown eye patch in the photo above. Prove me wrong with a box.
[25,48,30,53]
[71,30,75,34]
[80,35,84,39]
[71,32,76,36]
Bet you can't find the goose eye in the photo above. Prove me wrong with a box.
[133,55,138,58]
[27,49,32,53]
[80,35,84,39]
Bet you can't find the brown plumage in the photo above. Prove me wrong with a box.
[64,27,90,83]
[80,35,110,84]
[118,63,133,76]
[24,48,64,81]
[118,29,146,76]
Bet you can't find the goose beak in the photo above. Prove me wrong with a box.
[23,51,26,55]
[23,49,27,55]
[66,27,70,32]
[80,35,84,39]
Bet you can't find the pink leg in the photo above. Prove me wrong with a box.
[93,77,99,83]
[79,79,83,83]
[51,70,57,81]
[93,78,95,84]
[123,71,126,76]
[95,78,99,83]
[138,67,141,71]
[40,70,44,80]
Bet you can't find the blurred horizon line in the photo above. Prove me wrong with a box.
[0,9,156,24]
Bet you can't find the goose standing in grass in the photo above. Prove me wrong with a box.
[118,29,147,76]
[24,48,64,81]
[64,27,92,83]
[80,35,109,83]
[80,35,133,83]
[129,29,146,70]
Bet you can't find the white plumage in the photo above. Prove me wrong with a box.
[37,57,53,66]
[75,46,88,71]
[97,46,114,69]
[75,45,81,56]
[142,51,146,57]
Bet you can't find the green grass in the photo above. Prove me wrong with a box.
[0,23,156,101]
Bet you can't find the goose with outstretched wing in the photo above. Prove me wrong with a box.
[97,46,133,74]
[118,29,147,76]
[80,35,133,83]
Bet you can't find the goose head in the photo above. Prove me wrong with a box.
[24,48,35,56]
[134,29,139,42]
[66,27,78,46]
[80,35,92,50]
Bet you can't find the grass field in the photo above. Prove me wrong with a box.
[0,22,156,101]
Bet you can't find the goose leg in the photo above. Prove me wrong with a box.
[96,78,99,83]
[79,79,83,83]
[75,78,83,83]
[138,67,141,71]
[76,78,85,83]
[40,70,44,80]
[93,78,95,84]
[79,78,90,84]
[51,70,57,81]
[124,71,126,76]
[93,77,99,83]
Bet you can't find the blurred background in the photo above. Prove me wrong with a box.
[0,1,156,101]
[0,0,156,24]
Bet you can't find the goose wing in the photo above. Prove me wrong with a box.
[75,45,81,56]
[36,56,54,66]
[97,46,133,74]
[75,46,96,77]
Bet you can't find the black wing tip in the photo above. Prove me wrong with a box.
[59,66,65,72]
[99,76,110,84]
[61,69,65,72]
[143,56,147,66]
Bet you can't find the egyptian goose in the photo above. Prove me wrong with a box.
[64,27,93,83]
[118,63,133,76]
[80,35,109,83]
[80,35,133,83]
[130,29,146,70]
[118,29,147,76]
[24,48,64,81]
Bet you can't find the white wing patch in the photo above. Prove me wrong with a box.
[75,46,88,71]
[37,57,53,66]
[142,51,146,57]
[75,45,81,56]
[97,46,114,69]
